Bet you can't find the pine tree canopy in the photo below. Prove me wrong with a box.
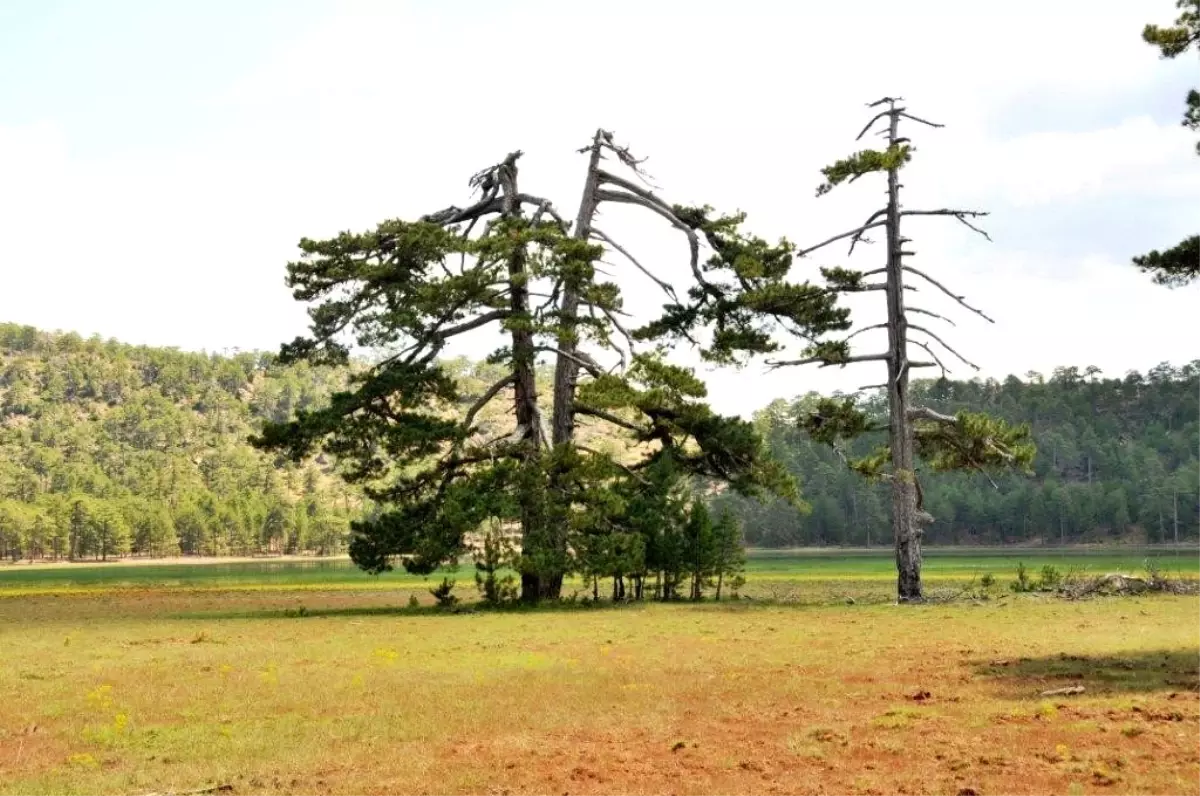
[1135,1,1199,286]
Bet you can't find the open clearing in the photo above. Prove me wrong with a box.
[1,551,1197,795]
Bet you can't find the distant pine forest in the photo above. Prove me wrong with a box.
[0,323,1196,562]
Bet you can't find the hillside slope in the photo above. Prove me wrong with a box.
[2,323,1195,559]
[0,324,356,560]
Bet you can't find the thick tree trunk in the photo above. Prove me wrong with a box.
[496,157,552,604]
[525,131,606,603]
[883,108,924,603]
[552,130,604,447]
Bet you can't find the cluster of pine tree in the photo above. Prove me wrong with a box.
[714,363,1199,547]
[0,324,357,561]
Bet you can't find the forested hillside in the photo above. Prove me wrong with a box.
[0,324,358,560]
[0,324,628,562]
[714,363,1200,547]
[2,322,1196,560]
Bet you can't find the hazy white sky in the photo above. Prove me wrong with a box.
[1,0,1196,416]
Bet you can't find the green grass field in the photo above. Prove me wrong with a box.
[2,547,1195,598]
[1,548,1197,795]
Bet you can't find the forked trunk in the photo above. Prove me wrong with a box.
[527,131,606,603]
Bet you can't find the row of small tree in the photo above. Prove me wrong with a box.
[0,493,349,562]
[255,102,1035,602]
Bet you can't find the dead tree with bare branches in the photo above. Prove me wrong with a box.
[638,99,1036,602]
[789,98,1035,602]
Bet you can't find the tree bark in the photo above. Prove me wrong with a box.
[883,107,924,603]
[494,156,552,604]
[552,130,604,447]
[524,131,607,603]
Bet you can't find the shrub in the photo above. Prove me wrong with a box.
[1038,565,1063,591]
[1010,562,1034,593]
[429,578,458,608]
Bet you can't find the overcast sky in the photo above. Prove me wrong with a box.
[1,0,1196,416]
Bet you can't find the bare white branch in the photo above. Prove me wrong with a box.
[908,339,949,378]
[856,112,891,141]
[845,323,888,342]
[908,406,958,423]
[765,352,890,370]
[900,209,992,241]
[849,209,888,255]
[908,307,956,327]
[903,266,995,323]
[796,221,887,258]
[591,228,679,302]
[533,346,603,377]
[909,324,980,370]
[898,111,944,129]
[594,189,703,288]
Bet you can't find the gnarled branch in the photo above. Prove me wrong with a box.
[591,228,678,302]
[463,374,517,434]
[594,189,703,289]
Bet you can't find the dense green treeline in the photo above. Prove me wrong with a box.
[0,323,357,561]
[2,322,1196,561]
[713,363,1200,547]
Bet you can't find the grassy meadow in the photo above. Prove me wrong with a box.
[0,549,1197,795]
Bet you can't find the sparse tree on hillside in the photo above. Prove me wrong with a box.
[1135,0,1199,287]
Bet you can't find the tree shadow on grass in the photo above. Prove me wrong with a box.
[164,593,866,621]
[971,649,1200,697]
[166,598,658,621]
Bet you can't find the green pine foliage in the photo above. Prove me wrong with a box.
[249,144,798,603]
[1135,1,1199,286]
[0,323,357,561]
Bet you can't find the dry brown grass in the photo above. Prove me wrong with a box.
[0,589,1196,795]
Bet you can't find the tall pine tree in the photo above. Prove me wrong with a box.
[640,99,1035,602]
